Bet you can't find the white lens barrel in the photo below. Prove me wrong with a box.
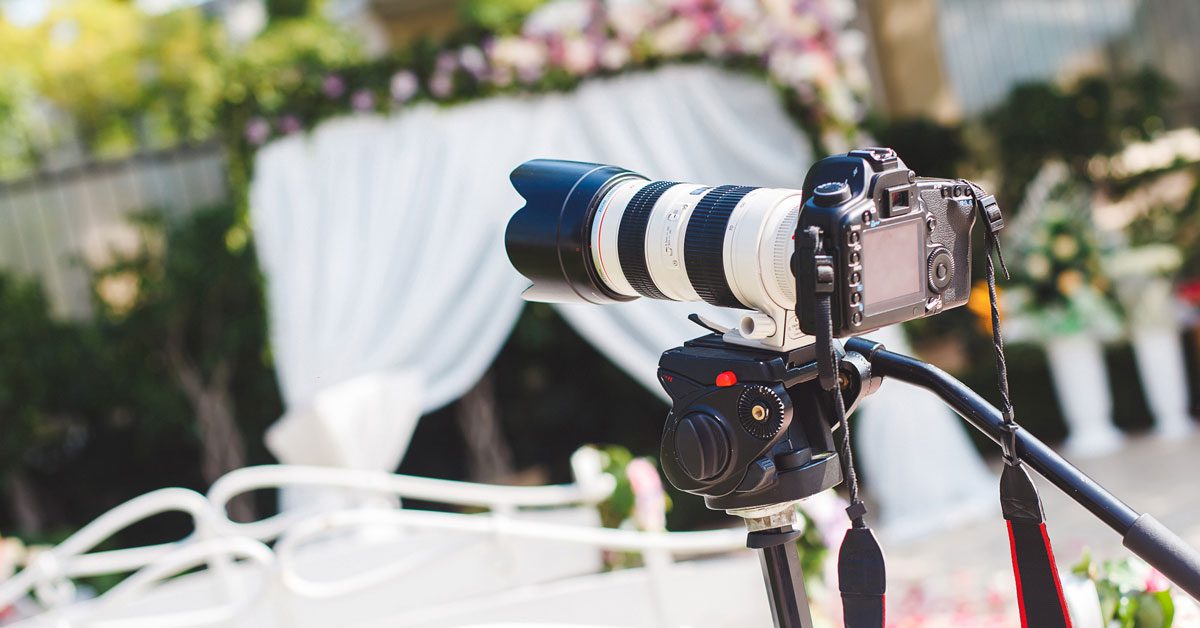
[590,179,647,298]
[643,183,710,302]
[724,187,802,314]
[589,180,802,313]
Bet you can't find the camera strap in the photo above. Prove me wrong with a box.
[967,183,1073,628]
[803,226,887,628]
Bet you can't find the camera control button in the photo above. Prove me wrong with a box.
[813,181,852,207]
[928,248,954,292]
[675,413,731,481]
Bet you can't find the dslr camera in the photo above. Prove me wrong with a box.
[505,147,998,510]
[506,147,996,349]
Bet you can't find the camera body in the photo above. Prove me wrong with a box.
[796,147,979,337]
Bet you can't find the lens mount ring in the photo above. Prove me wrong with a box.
[617,180,679,300]
[685,185,757,309]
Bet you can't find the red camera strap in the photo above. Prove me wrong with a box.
[968,182,1073,627]
[1002,463,1073,627]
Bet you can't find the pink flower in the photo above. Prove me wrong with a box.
[389,71,418,103]
[435,52,458,74]
[459,45,489,79]
[517,64,544,85]
[1145,567,1170,592]
[626,458,666,532]
[561,37,596,75]
[796,489,850,549]
[429,72,454,98]
[244,117,270,145]
[322,74,346,98]
[351,89,375,112]
[278,114,302,135]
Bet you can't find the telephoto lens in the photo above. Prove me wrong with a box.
[505,159,802,343]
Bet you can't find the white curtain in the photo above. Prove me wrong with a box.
[854,324,995,540]
[251,64,994,533]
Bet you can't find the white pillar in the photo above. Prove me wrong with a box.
[1132,327,1195,438]
[1045,333,1124,458]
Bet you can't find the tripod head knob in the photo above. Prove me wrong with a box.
[675,412,732,481]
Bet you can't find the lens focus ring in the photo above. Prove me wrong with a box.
[685,185,757,309]
[617,181,678,300]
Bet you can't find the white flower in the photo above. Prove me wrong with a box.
[607,0,660,40]
[459,45,488,78]
[524,0,593,37]
[490,37,549,75]
[735,26,771,55]
[650,18,698,56]
[562,37,596,75]
[389,71,418,102]
[767,49,821,85]
[824,83,860,124]
[825,0,858,25]
[599,40,631,70]
[1026,253,1052,280]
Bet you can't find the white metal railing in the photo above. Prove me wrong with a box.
[0,451,751,628]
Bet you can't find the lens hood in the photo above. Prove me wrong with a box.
[505,159,645,304]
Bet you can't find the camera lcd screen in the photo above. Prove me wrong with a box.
[861,220,923,315]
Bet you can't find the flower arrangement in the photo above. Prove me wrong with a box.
[225,0,868,159]
[1003,172,1123,340]
[1070,552,1200,627]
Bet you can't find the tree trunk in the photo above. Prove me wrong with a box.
[166,337,253,522]
[5,473,43,535]
[454,373,516,483]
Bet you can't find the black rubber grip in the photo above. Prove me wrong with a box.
[684,185,756,309]
[617,181,677,300]
[1123,514,1200,600]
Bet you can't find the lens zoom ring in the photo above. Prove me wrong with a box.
[617,180,678,300]
[685,185,757,308]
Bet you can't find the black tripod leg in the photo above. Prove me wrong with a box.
[755,533,814,628]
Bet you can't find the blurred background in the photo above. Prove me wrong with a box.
[1,0,1199,625]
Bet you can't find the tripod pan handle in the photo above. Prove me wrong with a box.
[1123,514,1200,600]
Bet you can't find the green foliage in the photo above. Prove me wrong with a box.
[459,0,548,35]
[0,1,360,179]
[0,276,99,478]
[0,203,280,547]
[794,509,827,585]
[1010,181,1116,314]
[90,204,281,461]
[866,116,968,178]
[984,68,1175,206]
[25,1,226,157]
[594,445,637,530]
[1073,552,1176,627]
[266,0,319,22]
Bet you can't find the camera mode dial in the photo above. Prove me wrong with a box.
[813,181,851,207]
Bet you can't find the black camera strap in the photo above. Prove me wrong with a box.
[804,226,887,628]
[967,183,1073,628]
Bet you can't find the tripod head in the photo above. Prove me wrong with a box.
[657,333,880,515]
